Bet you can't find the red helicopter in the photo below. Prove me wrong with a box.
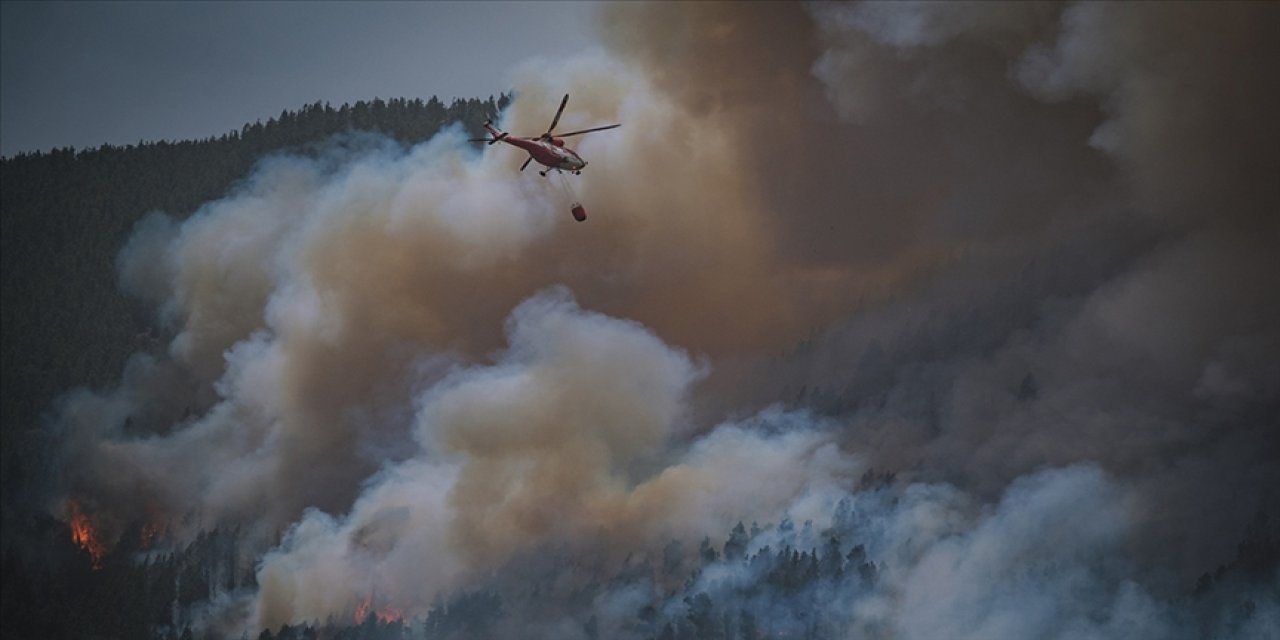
[469,93,620,178]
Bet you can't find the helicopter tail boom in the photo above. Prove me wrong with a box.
[468,120,509,145]
[482,120,508,145]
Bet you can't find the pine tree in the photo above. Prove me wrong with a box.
[723,522,748,562]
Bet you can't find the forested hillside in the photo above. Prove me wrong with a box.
[4,478,1272,640]
[0,95,508,505]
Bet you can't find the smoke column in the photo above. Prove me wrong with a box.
[43,2,1279,637]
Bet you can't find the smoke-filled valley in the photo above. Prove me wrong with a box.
[3,3,1278,639]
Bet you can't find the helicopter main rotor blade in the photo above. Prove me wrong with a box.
[546,94,569,136]
[520,156,534,172]
[556,124,622,138]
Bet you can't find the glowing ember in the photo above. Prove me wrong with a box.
[66,498,107,569]
[139,518,167,549]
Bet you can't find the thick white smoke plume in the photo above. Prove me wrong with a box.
[45,2,1278,637]
[253,290,864,629]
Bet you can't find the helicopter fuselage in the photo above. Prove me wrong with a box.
[470,97,617,176]
[499,135,587,172]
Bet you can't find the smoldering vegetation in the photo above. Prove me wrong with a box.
[6,2,1279,639]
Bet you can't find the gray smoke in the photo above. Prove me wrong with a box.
[42,1,1279,637]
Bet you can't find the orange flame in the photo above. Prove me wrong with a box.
[376,605,404,624]
[67,498,107,569]
[354,595,404,625]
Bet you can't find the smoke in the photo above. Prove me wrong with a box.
[888,465,1144,639]
[36,1,1280,637]
[252,292,861,629]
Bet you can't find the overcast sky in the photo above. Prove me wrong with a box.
[0,1,599,157]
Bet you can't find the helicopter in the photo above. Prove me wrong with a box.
[469,94,620,177]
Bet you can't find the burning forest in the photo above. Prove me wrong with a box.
[3,2,1279,639]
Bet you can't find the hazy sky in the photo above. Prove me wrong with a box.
[0,1,598,157]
